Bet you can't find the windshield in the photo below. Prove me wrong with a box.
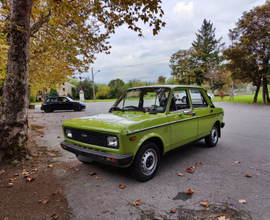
[110,87,170,113]
[66,97,74,102]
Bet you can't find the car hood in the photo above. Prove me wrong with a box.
[62,112,163,134]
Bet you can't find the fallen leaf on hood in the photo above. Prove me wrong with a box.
[235,161,241,164]
[239,199,246,204]
[170,209,176,213]
[186,168,195,173]
[200,202,209,207]
[52,190,59,195]
[119,184,125,189]
[178,172,184,176]
[196,162,203,166]
[26,176,35,182]
[0,170,5,175]
[186,189,194,194]
[50,214,58,220]
[7,183,14,188]
[89,172,96,176]
[245,174,252,178]
[133,199,141,206]
[41,197,50,205]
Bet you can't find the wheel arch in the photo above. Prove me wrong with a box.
[213,120,221,137]
[136,135,164,157]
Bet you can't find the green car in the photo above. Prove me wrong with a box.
[60,85,225,182]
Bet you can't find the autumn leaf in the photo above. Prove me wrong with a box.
[0,169,5,175]
[48,164,53,168]
[95,176,102,180]
[245,174,252,178]
[52,190,59,195]
[239,199,246,204]
[50,214,58,220]
[217,216,227,220]
[75,169,79,171]
[3,217,8,220]
[186,189,194,194]
[7,183,14,188]
[200,202,209,207]
[186,168,195,173]
[26,176,35,182]
[57,136,61,138]
[119,184,125,189]
[32,164,37,167]
[89,172,97,176]
[235,161,241,164]
[41,197,50,205]
[69,157,74,159]
[133,199,141,206]
[178,172,184,176]
[47,128,50,130]
[196,162,203,166]
[170,209,176,213]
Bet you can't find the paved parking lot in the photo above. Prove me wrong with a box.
[29,102,270,220]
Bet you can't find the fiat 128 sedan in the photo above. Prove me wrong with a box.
[60,85,225,182]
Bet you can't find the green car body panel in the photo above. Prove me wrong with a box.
[61,85,224,180]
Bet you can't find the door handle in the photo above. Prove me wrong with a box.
[210,109,213,113]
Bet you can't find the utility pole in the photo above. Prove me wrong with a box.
[92,67,100,101]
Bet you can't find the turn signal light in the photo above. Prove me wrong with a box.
[130,137,137,141]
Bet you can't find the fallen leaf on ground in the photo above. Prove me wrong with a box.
[48,164,53,168]
[40,135,44,137]
[52,190,59,195]
[41,197,50,205]
[7,183,14,188]
[0,170,5,175]
[191,166,195,169]
[217,216,227,220]
[14,174,19,176]
[235,161,241,163]
[30,140,34,142]
[69,157,74,159]
[57,136,61,138]
[170,209,176,213]
[245,174,252,178]
[119,184,125,189]
[186,168,195,173]
[133,199,141,206]
[249,167,254,169]
[196,162,203,166]
[178,172,184,176]
[200,202,209,207]
[89,172,96,176]
[239,199,246,204]
[75,169,79,171]
[95,176,102,180]
[50,214,58,220]
[47,128,50,130]
[186,189,194,194]
[3,217,8,220]
[32,164,37,167]
[26,176,35,182]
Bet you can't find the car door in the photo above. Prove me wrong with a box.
[167,88,198,150]
[49,97,59,110]
[59,97,72,110]
[189,89,216,139]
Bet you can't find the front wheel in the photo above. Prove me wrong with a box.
[73,105,80,111]
[205,124,219,147]
[131,142,160,182]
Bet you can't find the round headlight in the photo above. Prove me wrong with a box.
[65,129,72,138]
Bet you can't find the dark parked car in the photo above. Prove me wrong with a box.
[41,97,86,113]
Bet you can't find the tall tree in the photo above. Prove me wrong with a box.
[223,1,270,103]
[157,76,166,85]
[0,0,165,161]
[192,19,225,85]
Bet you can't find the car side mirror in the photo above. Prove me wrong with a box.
[183,110,196,116]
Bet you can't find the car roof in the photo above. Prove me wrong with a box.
[127,85,203,90]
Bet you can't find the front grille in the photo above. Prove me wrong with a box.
[66,128,117,148]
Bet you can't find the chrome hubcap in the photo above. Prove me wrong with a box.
[211,127,218,144]
[141,149,157,176]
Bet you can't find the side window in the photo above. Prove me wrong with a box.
[189,90,208,108]
[170,89,190,112]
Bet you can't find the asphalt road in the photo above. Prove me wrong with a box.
[28,102,270,220]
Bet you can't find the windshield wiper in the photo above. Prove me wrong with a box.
[123,106,145,113]
[109,106,122,112]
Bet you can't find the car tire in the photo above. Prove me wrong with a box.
[73,105,80,111]
[131,142,160,182]
[205,124,219,147]
[76,155,93,164]
[44,106,53,113]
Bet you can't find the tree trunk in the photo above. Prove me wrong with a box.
[253,82,261,103]
[0,0,33,161]
[262,75,270,103]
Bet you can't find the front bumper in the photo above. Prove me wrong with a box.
[60,141,133,166]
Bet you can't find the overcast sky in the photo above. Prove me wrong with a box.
[79,0,266,85]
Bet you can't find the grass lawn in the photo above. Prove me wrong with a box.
[214,94,270,105]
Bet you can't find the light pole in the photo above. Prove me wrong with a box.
[92,67,100,101]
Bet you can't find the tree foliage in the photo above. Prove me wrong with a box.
[96,84,110,99]
[157,76,166,85]
[223,1,270,103]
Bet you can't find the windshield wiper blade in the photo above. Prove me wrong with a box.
[123,106,145,113]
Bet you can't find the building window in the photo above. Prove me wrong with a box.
[63,88,65,91]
